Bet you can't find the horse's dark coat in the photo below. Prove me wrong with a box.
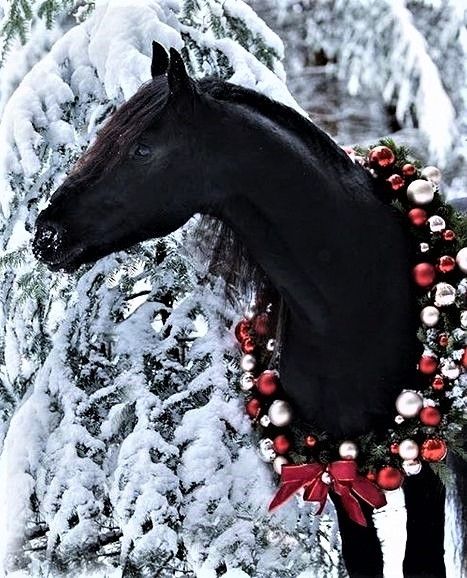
[32,45,447,577]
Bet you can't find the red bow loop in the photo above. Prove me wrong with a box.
[268,460,387,527]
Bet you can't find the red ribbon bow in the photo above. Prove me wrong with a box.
[268,460,386,526]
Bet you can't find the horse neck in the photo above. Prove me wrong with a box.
[207,108,419,437]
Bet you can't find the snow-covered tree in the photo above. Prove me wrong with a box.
[0,0,344,575]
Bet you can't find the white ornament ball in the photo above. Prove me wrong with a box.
[420,243,430,253]
[273,455,289,474]
[399,439,419,460]
[268,400,292,427]
[266,338,276,351]
[461,311,467,329]
[395,415,405,424]
[441,360,460,380]
[395,390,423,418]
[338,440,358,460]
[420,306,440,327]
[240,354,256,372]
[258,438,276,462]
[456,247,467,274]
[240,372,255,391]
[427,215,445,233]
[407,179,434,205]
[421,166,442,184]
[321,472,332,485]
[259,414,271,427]
[402,459,422,476]
[433,283,456,307]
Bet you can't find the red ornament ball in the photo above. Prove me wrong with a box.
[412,263,436,287]
[419,355,438,375]
[252,313,270,336]
[462,348,467,369]
[368,146,396,168]
[387,174,405,191]
[256,370,280,396]
[408,208,428,227]
[402,163,417,177]
[432,375,445,391]
[273,434,291,455]
[442,229,456,242]
[420,438,447,462]
[376,466,404,490]
[437,255,456,274]
[419,406,441,426]
[305,435,317,448]
[235,319,251,343]
[366,471,377,482]
[241,337,256,354]
[245,398,261,418]
[390,442,400,455]
[437,333,449,347]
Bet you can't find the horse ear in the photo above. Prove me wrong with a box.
[151,41,169,78]
[167,47,192,96]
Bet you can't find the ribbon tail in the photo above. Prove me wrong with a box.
[303,478,329,514]
[333,482,368,526]
[352,478,387,510]
[268,479,306,512]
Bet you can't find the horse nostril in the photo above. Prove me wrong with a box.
[33,221,63,253]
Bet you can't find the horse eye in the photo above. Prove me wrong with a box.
[132,143,151,159]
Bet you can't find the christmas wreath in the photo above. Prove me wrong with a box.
[233,139,467,526]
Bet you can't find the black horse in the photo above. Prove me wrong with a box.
[32,43,450,577]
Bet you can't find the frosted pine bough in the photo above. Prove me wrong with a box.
[0,0,344,576]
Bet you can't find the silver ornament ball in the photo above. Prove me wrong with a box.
[338,440,358,460]
[402,459,422,476]
[268,400,292,427]
[420,306,439,327]
[395,390,423,418]
[273,455,289,474]
[407,179,434,205]
[240,372,255,391]
[456,247,467,274]
[433,283,456,307]
[398,439,419,460]
[240,354,256,372]
[421,165,442,184]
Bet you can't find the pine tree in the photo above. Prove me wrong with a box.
[0,0,343,576]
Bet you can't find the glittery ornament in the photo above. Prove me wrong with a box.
[432,375,445,391]
[407,179,434,205]
[395,390,423,417]
[368,145,395,168]
[376,466,404,490]
[420,438,447,462]
[240,372,255,391]
[402,459,422,476]
[398,439,419,460]
[438,333,449,347]
[427,215,446,233]
[420,243,430,253]
[268,400,292,427]
[442,229,456,241]
[390,442,399,454]
[395,415,405,424]
[258,438,276,462]
[260,414,271,427]
[420,306,439,327]
[437,256,456,274]
[305,435,317,448]
[246,397,261,418]
[402,163,417,177]
[266,338,276,351]
[433,282,456,307]
[321,472,332,485]
[241,337,256,354]
[461,311,467,329]
[338,440,358,460]
[421,165,442,184]
[387,174,405,191]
